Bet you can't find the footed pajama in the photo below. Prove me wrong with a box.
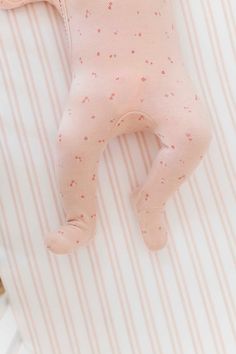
[0,0,213,254]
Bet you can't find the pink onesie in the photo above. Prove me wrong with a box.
[0,0,213,254]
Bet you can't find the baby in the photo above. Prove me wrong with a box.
[0,0,213,254]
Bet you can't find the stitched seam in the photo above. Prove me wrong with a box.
[108,110,157,139]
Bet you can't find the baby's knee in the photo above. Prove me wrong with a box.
[56,128,87,158]
[189,116,213,153]
[174,113,213,155]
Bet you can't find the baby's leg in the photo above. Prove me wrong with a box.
[45,83,117,255]
[131,72,213,251]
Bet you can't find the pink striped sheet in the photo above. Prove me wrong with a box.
[0,1,236,353]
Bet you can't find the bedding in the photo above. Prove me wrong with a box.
[0,0,236,353]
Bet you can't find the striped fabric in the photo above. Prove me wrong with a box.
[0,291,28,353]
[0,1,236,353]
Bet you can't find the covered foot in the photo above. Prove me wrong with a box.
[130,188,168,251]
[45,218,95,255]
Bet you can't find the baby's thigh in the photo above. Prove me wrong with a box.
[58,90,122,146]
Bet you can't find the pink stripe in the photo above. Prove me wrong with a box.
[191,169,236,335]
[226,0,236,39]
[201,0,236,132]
[35,7,125,347]
[168,240,206,353]
[201,0,236,251]
[174,5,231,350]
[11,7,100,353]
[6,9,76,352]
[178,0,236,194]
[0,43,60,353]
[0,1,235,352]
[121,133,183,352]
[102,153,150,354]
[97,192,143,354]
[175,189,227,354]
[34,6,123,354]
[104,145,165,353]
[184,0,236,278]
[42,8,105,352]
[30,7,63,122]
[136,132,201,352]
[28,10,86,352]
[0,186,41,353]
[125,131,191,353]
[220,0,236,60]
[180,0,236,256]
[88,247,122,354]
[68,257,103,354]
[34,5,120,352]
[46,3,71,85]
[38,5,140,348]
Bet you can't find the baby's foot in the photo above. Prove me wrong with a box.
[45,217,95,255]
[130,189,168,250]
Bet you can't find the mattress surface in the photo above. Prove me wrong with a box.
[0,1,236,353]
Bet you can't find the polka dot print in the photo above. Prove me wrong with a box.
[39,0,213,254]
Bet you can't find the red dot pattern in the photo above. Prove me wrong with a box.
[45,0,212,254]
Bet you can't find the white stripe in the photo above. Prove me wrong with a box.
[0,1,235,353]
